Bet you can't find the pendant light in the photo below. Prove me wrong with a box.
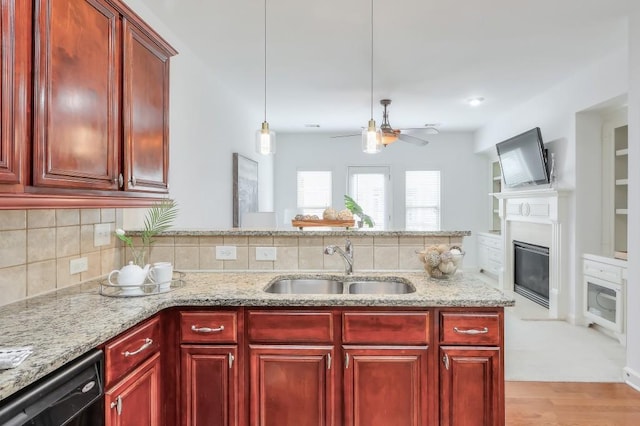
[362,0,382,154]
[256,0,275,155]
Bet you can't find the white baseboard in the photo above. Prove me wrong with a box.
[624,367,640,391]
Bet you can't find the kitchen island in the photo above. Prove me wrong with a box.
[0,271,513,425]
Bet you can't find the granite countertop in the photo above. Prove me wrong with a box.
[0,271,513,402]
[148,229,472,237]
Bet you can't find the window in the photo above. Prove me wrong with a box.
[405,171,440,231]
[347,166,390,230]
[296,171,332,217]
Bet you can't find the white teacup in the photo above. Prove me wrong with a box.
[149,262,173,292]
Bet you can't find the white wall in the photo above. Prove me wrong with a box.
[274,132,489,266]
[122,0,274,230]
[625,4,640,390]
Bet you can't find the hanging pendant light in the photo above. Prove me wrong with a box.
[362,0,382,154]
[256,0,275,155]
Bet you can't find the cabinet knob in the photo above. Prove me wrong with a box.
[110,395,123,415]
[113,174,124,188]
[129,176,137,187]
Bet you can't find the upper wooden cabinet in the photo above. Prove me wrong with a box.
[0,0,30,191]
[0,0,176,206]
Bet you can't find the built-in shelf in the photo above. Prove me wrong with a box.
[615,179,628,185]
[616,148,628,156]
[493,176,502,181]
[616,209,628,215]
[493,209,499,214]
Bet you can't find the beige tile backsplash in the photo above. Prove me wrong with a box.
[0,207,466,307]
[0,208,122,307]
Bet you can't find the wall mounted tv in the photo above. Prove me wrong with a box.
[495,127,550,188]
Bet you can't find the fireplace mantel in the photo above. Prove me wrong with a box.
[493,188,571,319]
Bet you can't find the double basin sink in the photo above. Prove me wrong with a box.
[264,277,415,295]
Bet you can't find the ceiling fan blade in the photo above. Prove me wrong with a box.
[331,133,361,138]
[398,133,429,146]
[400,127,440,135]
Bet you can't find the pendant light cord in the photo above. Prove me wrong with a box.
[264,0,268,122]
[370,0,374,120]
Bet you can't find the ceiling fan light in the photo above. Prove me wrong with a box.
[382,133,398,145]
[256,121,276,155]
[362,119,382,154]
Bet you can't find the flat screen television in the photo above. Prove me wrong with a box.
[495,127,549,188]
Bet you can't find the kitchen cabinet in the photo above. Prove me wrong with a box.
[342,311,431,426]
[180,311,241,426]
[439,311,504,426]
[0,0,30,191]
[247,310,337,426]
[0,0,176,206]
[477,232,502,279]
[104,315,162,425]
[105,353,161,426]
[32,0,175,194]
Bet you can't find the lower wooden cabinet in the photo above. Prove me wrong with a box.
[249,345,336,426]
[105,352,161,426]
[343,346,429,426]
[181,345,239,426]
[440,347,502,426]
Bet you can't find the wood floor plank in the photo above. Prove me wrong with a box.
[506,382,640,425]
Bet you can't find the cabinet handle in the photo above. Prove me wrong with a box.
[113,174,124,188]
[327,353,332,370]
[110,395,123,415]
[191,325,225,333]
[443,354,450,370]
[130,176,137,187]
[228,353,235,369]
[122,338,153,357]
[345,353,350,369]
[454,326,489,335]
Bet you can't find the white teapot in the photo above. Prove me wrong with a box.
[108,262,150,289]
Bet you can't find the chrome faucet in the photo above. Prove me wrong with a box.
[324,239,354,275]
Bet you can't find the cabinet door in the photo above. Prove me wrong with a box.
[105,352,161,426]
[343,346,429,426]
[122,19,173,193]
[33,0,120,190]
[181,345,239,426]
[0,0,29,190]
[249,345,336,426]
[440,347,502,426]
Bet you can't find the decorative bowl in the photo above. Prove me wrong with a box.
[418,246,465,279]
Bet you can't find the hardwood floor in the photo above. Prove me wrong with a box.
[506,382,640,425]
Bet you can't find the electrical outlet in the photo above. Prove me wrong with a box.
[255,247,277,261]
[215,246,237,260]
[94,223,111,247]
[70,257,88,275]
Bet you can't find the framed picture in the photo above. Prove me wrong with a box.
[233,153,259,227]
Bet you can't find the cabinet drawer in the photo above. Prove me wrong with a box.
[343,312,429,344]
[180,311,238,343]
[583,259,622,284]
[247,310,334,343]
[478,235,502,250]
[487,247,502,263]
[105,316,161,387]
[440,312,501,345]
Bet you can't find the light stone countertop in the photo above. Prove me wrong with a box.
[0,270,513,402]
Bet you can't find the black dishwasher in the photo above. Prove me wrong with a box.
[0,349,104,426]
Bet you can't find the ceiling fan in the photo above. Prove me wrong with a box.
[333,99,437,146]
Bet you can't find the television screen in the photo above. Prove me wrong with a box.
[496,128,549,188]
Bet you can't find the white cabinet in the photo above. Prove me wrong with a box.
[491,161,502,232]
[478,232,502,278]
[582,254,626,345]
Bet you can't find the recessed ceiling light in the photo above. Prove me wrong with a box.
[467,97,485,107]
[304,124,320,128]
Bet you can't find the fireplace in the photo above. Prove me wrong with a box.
[513,240,549,308]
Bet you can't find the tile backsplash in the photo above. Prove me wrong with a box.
[0,208,122,306]
[0,208,465,308]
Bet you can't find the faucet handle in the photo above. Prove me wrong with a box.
[345,239,353,255]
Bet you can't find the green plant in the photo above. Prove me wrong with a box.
[115,199,179,265]
[344,195,375,228]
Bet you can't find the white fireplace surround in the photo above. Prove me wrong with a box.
[494,188,570,319]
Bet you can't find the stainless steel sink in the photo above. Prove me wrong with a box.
[264,279,344,294]
[347,280,415,294]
